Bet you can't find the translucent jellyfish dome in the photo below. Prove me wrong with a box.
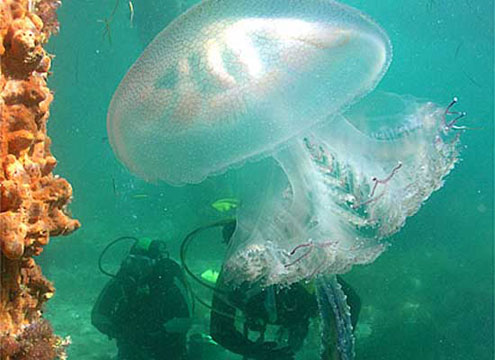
[107,0,392,185]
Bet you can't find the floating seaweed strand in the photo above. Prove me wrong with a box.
[98,0,135,44]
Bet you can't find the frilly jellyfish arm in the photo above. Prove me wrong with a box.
[316,275,355,360]
[223,93,464,286]
[107,0,391,185]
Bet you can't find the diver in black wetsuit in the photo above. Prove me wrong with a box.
[91,239,191,360]
[210,278,316,359]
[210,275,361,360]
[209,222,361,360]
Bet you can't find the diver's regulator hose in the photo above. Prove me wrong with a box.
[98,236,139,278]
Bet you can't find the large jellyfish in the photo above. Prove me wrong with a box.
[108,0,463,357]
[107,0,464,285]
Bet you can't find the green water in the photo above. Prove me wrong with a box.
[39,0,493,359]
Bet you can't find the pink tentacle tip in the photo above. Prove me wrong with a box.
[443,96,468,130]
[285,240,337,268]
[285,245,313,268]
[288,242,313,256]
[444,96,458,115]
[352,162,402,209]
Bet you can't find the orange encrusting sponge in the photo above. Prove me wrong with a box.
[1,1,79,358]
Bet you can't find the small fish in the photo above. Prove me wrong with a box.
[128,0,134,28]
[454,41,463,58]
[132,194,149,199]
[200,269,220,283]
[211,198,240,212]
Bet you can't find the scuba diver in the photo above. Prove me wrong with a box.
[92,237,191,360]
[210,274,361,360]
[210,277,316,359]
[207,220,362,360]
[177,212,362,360]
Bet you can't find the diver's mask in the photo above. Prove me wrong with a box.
[121,238,169,282]
[122,253,155,282]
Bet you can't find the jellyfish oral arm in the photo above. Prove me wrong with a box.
[370,162,402,197]
[224,95,463,286]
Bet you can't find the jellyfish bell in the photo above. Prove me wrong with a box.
[107,0,392,185]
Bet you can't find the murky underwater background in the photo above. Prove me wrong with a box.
[38,0,493,359]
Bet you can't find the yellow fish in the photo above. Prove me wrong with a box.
[211,198,240,212]
[200,269,220,283]
[132,194,149,199]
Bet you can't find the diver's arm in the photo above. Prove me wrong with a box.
[288,316,310,352]
[164,285,192,333]
[164,317,192,333]
[210,290,261,357]
[91,279,122,338]
[211,290,295,359]
[162,281,192,334]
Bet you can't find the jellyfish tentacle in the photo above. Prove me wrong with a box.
[443,96,468,130]
[444,96,458,115]
[285,245,314,268]
[289,241,314,256]
[445,112,467,128]
[350,161,402,209]
[351,190,385,210]
[285,239,338,268]
[369,161,402,197]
